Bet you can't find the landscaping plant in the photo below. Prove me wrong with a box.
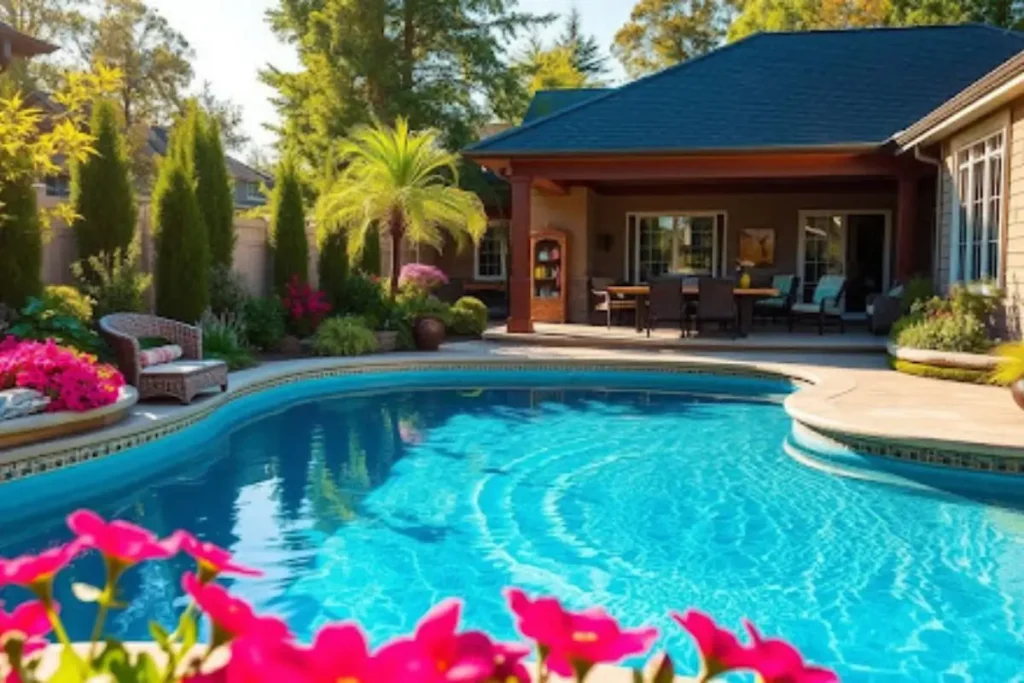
[449,296,489,336]
[311,316,378,356]
[71,245,152,320]
[208,265,251,318]
[41,286,94,325]
[0,176,43,310]
[198,310,256,371]
[282,275,331,338]
[317,229,350,311]
[398,263,449,295]
[0,338,124,412]
[198,118,236,269]
[242,297,286,351]
[270,158,308,295]
[8,297,105,356]
[891,283,1002,354]
[0,509,837,682]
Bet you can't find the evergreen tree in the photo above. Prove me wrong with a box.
[358,230,381,277]
[559,5,608,79]
[270,159,308,294]
[153,152,210,322]
[71,99,137,263]
[0,177,42,309]
[197,117,236,268]
[318,229,349,310]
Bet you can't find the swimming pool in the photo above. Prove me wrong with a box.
[0,368,1021,681]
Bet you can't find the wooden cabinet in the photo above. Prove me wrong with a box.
[530,229,568,323]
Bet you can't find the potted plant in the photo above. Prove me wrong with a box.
[992,343,1024,410]
[397,264,450,351]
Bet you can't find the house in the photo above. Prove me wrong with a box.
[456,24,1024,333]
[0,20,56,70]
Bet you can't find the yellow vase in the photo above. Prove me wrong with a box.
[738,272,751,289]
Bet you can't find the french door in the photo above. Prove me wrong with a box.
[625,212,727,283]
[796,211,891,309]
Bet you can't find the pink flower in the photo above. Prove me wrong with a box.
[0,600,56,655]
[0,338,123,413]
[67,510,174,566]
[398,264,448,292]
[225,633,311,683]
[168,531,262,579]
[505,589,657,677]
[673,610,751,678]
[182,572,290,642]
[0,542,82,589]
[743,621,838,683]
[305,623,376,683]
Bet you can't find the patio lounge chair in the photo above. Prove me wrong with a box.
[590,277,637,328]
[867,282,904,335]
[754,274,800,323]
[645,275,686,337]
[691,277,737,337]
[789,275,846,335]
[99,314,229,404]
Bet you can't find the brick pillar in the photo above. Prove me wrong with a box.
[896,174,918,281]
[507,176,534,333]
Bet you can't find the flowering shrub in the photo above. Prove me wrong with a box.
[398,263,448,295]
[0,510,838,682]
[281,275,331,337]
[0,337,124,412]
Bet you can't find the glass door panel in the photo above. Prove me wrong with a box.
[672,216,715,275]
[801,214,845,302]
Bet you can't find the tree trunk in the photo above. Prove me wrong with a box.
[389,211,405,299]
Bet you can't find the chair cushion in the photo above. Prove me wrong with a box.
[756,296,787,307]
[140,344,183,368]
[812,275,845,304]
[770,274,794,296]
[141,359,226,375]
[791,302,843,315]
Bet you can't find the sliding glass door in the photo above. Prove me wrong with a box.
[625,212,725,283]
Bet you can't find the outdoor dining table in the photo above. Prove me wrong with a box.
[605,285,779,338]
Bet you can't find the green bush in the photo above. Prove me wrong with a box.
[0,176,42,310]
[901,276,933,311]
[42,285,94,323]
[199,309,256,370]
[358,230,381,276]
[890,358,994,385]
[209,265,251,318]
[399,293,452,326]
[312,316,377,356]
[198,118,235,268]
[270,159,308,295]
[243,296,286,351]
[894,312,990,354]
[448,296,488,336]
[71,245,151,319]
[336,273,389,325]
[8,297,105,356]
[153,154,210,322]
[318,230,350,311]
[71,99,136,262]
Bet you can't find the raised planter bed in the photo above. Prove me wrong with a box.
[0,386,138,450]
[886,342,1001,370]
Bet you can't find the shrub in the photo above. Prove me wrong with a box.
[71,99,137,262]
[270,159,308,295]
[398,263,448,295]
[449,296,488,336]
[209,264,251,318]
[399,292,452,326]
[282,275,331,337]
[318,230,349,311]
[0,337,124,411]
[358,229,381,276]
[71,244,152,319]
[890,358,993,385]
[0,176,42,310]
[902,276,933,311]
[335,273,389,325]
[153,154,210,322]
[8,297,105,356]
[311,316,378,356]
[197,117,235,268]
[243,296,286,351]
[894,312,989,354]
[199,309,256,370]
[42,285,94,323]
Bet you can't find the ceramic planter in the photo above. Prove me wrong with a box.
[412,317,445,351]
[1012,379,1024,411]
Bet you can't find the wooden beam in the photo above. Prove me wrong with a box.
[533,177,569,195]
[507,176,533,333]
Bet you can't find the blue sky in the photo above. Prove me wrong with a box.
[147,0,633,155]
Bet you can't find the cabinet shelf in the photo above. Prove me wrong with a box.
[531,230,568,324]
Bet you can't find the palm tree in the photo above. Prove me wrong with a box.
[316,118,488,298]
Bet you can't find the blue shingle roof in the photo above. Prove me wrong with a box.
[469,25,1024,155]
[522,88,613,123]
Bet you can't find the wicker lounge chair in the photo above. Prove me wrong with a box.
[99,314,228,404]
[789,275,846,334]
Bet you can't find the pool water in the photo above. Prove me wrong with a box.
[1,372,1022,681]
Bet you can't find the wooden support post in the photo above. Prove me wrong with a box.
[507,176,534,333]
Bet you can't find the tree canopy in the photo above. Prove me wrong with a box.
[613,0,731,79]
[727,0,967,40]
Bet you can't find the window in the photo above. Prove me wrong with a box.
[624,212,725,283]
[953,131,1004,282]
[45,175,70,197]
[244,181,264,202]
[475,222,507,280]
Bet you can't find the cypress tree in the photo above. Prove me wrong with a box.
[0,177,42,309]
[153,151,210,322]
[318,229,349,310]
[71,99,137,262]
[270,159,308,294]
[197,118,235,268]
[358,230,381,276]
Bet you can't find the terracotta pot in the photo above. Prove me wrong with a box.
[413,316,445,351]
[375,330,398,353]
[1012,380,1024,411]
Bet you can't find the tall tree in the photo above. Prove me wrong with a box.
[614,0,730,78]
[71,98,137,263]
[197,80,249,152]
[270,157,308,294]
[0,0,90,89]
[198,117,235,269]
[0,177,42,309]
[728,0,967,40]
[963,0,1023,28]
[558,5,608,79]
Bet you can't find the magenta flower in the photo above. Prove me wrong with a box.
[224,633,311,683]
[167,531,262,579]
[743,621,838,683]
[182,572,290,643]
[305,623,376,683]
[0,600,56,656]
[0,337,123,413]
[506,588,658,677]
[66,510,174,566]
[0,542,82,590]
[673,610,751,679]
[398,263,448,292]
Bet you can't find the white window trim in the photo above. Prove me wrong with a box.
[795,209,892,307]
[950,129,1006,284]
[474,221,508,281]
[622,211,728,283]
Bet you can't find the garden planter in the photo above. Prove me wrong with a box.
[413,317,445,351]
[1012,380,1024,411]
[375,330,398,352]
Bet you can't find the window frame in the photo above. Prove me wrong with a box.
[623,211,728,283]
[951,129,1005,284]
[474,220,508,281]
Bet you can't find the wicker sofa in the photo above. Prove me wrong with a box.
[99,314,228,404]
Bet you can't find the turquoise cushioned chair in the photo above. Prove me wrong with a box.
[789,274,846,334]
[754,274,799,322]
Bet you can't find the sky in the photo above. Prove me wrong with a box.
[146,0,634,157]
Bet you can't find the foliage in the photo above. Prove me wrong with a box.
[449,296,489,336]
[270,158,308,295]
[282,275,331,338]
[398,292,453,326]
[197,80,250,151]
[891,283,1003,354]
[901,276,933,311]
[312,316,378,356]
[71,98,137,262]
[0,338,124,411]
[398,263,449,295]
[0,176,42,310]
[208,265,251,318]
[42,285,93,323]
[242,296,286,352]
[316,119,487,299]
[891,358,994,385]
[199,309,256,371]
[613,0,729,78]
[318,229,350,312]
[991,343,1024,386]
[71,244,151,319]
[334,273,390,326]
[0,0,90,89]
[153,148,210,323]
[7,296,105,355]
[358,230,382,276]
[197,113,236,268]
[560,5,608,78]
[0,509,837,682]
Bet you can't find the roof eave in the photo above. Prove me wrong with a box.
[465,142,886,163]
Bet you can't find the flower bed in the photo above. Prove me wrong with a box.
[0,510,836,683]
[0,337,125,412]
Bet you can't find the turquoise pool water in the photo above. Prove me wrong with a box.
[0,369,1022,681]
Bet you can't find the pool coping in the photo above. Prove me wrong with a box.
[1,349,1021,483]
